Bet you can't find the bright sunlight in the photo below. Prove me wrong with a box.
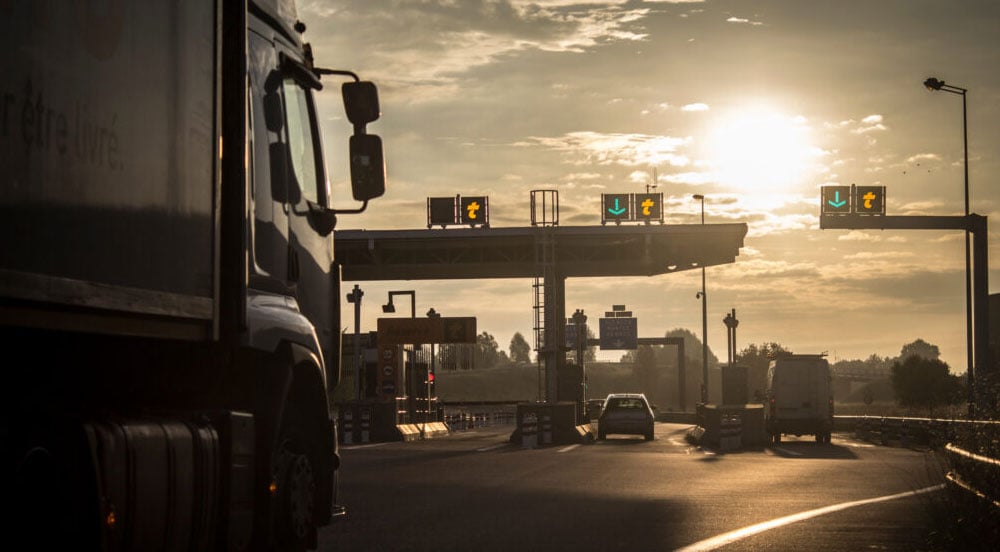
[704,107,823,193]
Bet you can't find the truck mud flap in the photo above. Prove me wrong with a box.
[84,418,220,551]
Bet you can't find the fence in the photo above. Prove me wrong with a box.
[442,402,518,430]
[842,415,1000,509]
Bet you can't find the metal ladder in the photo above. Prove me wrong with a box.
[530,190,559,401]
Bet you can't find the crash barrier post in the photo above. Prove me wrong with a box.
[719,412,742,451]
[521,412,538,449]
[343,409,354,445]
[541,415,552,445]
[360,408,371,443]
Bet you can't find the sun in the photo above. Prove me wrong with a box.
[704,107,820,193]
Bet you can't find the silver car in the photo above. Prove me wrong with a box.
[598,393,655,441]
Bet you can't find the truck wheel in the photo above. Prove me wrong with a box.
[7,423,98,549]
[271,421,317,551]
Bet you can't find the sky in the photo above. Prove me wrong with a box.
[300,0,1000,370]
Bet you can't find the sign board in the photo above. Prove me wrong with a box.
[821,185,887,216]
[821,186,851,215]
[602,193,631,224]
[854,186,885,215]
[376,344,399,400]
[428,197,457,226]
[564,323,588,349]
[378,317,477,345]
[460,196,489,226]
[599,317,638,350]
[634,193,664,223]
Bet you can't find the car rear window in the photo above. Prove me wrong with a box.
[607,398,646,410]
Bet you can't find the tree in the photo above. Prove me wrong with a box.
[737,342,790,372]
[890,355,963,416]
[633,345,658,394]
[899,338,940,362]
[474,331,503,369]
[509,332,531,363]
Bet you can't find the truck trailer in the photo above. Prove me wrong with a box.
[1,1,384,549]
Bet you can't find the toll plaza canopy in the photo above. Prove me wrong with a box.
[335,223,748,281]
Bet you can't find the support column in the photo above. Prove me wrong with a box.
[972,215,990,414]
[543,274,567,403]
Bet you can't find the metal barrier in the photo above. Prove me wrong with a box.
[944,443,1000,509]
[842,415,1000,511]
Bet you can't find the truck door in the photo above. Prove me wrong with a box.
[248,30,289,288]
[274,44,337,362]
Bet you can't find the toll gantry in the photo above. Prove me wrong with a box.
[335,191,748,410]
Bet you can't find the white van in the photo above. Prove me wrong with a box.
[765,354,833,443]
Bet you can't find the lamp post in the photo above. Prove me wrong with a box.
[924,77,974,417]
[425,308,441,439]
[383,290,416,319]
[693,194,708,405]
[345,285,364,400]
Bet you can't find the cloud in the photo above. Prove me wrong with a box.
[905,153,942,163]
[726,16,763,26]
[302,1,662,101]
[681,102,710,111]
[514,131,692,167]
[562,172,603,181]
[842,251,916,260]
[852,114,888,134]
[838,231,882,242]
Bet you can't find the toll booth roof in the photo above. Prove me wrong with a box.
[335,223,748,281]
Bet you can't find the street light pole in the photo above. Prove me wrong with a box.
[693,194,708,405]
[924,77,974,417]
[425,308,441,440]
[383,290,417,319]
[346,285,364,400]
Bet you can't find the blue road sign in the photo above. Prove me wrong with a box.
[599,317,638,350]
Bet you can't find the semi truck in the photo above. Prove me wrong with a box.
[1,1,384,549]
[765,354,834,444]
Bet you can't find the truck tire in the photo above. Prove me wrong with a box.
[6,422,99,550]
[271,410,318,552]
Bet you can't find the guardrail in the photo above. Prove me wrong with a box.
[838,415,1000,509]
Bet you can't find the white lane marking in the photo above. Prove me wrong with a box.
[772,446,803,456]
[675,484,945,552]
[557,444,581,453]
[342,442,390,450]
[476,443,510,452]
[838,440,875,448]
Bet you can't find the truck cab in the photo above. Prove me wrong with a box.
[1,1,384,549]
[765,354,834,444]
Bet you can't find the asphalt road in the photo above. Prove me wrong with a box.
[320,423,948,551]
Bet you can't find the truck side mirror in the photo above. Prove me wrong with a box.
[342,81,380,126]
[349,134,385,201]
